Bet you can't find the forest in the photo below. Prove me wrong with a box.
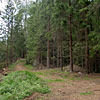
[0,0,100,73]
[0,0,100,100]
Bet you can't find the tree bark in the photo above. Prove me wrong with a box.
[57,42,60,68]
[47,17,50,68]
[6,17,9,67]
[85,28,89,74]
[68,0,73,72]
[47,39,50,68]
[10,11,14,63]
[6,39,9,67]
[53,37,55,67]
[60,42,63,70]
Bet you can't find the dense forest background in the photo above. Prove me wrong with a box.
[0,0,100,73]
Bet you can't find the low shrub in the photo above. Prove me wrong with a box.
[0,71,50,100]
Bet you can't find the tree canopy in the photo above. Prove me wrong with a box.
[0,0,100,73]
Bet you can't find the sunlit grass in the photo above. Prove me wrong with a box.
[25,64,35,70]
[44,78,64,83]
[80,91,94,95]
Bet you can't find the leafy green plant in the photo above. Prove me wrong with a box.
[0,71,50,100]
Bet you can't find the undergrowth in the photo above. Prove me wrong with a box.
[0,71,50,100]
[25,64,35,70]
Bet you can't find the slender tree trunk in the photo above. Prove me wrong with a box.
[68,0,73,72]
[10,11,14,63]
[6,40,9,67]
[40,49,43,65]
[47,17,50,68]
[47,39,50,68]
[53,38,55,67]
[62,50,64,67]
[10,31,13,63]
[85,28,89,74]
[60,42,63,70]
[57,34,60,68]
[59,30,63,70]
[6,17,9,67]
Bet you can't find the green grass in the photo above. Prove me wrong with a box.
[33,71,47,76]
[25,64,35,70]
[80,91,94,95]
[83,76,91,80]
[0,71,50,100]
[8,63,17,70]
[16,59,26,63]
[44,78,64,83]
[36,97,44,100]
[33,69,69,76]
[68,77,81,80]
[68,76,91,81]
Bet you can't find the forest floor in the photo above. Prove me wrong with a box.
[7,62,100,100]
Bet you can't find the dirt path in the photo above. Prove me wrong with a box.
[35,75,100,100]
[14,63,27,71]
[13,63,100,100]
[41,80,100,100]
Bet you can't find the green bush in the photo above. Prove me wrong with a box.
[0,71,50,100]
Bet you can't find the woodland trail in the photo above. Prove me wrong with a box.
[14,63,100,100]
[14,63,27,71]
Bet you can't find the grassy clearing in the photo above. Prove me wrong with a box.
[32,69,91,81]
[33,69,69,76]
[80,91,94,95]
[0,71,50,100]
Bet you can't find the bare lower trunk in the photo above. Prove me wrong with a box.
[47,17,50,68]
[60,44,63,70]
[85,28,89,74]
[68,0,73,72]
[10,11,14,63]
[53,40,55,67]
[47,39,50,68]
[57,45,59,68]
[6,41,8,67]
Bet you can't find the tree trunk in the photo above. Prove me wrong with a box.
[85,28,89,74]
[47,39,50,68]
[53,38,55,67]
[59,30,63,70]
[60,42,63,70]
[6,40,9,67]
[57,34,60,68]
[68,0,73,72]
[10,11,14,63]
[47,17,50,68]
